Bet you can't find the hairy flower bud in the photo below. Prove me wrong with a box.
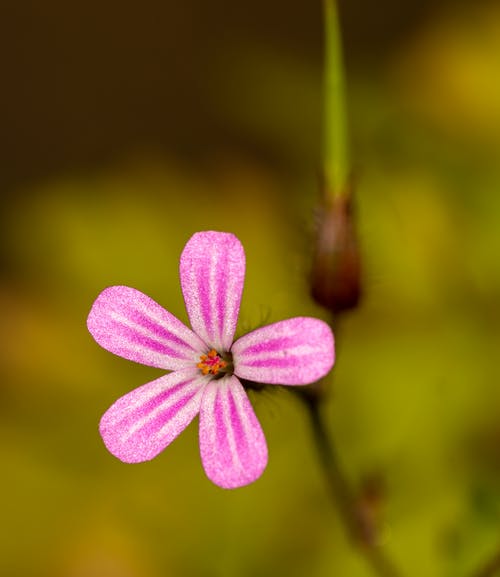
[311,187,361,314]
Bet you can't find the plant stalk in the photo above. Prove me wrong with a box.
[301,391,403,577]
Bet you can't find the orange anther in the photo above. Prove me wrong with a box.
[198,350,226,377]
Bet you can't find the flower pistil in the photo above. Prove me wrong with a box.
[197,349,228,376]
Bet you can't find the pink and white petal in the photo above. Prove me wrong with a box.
[180,232,245,352]
[232,317,335,385]
[99,368,207,463]
[87,286,207,370]
[199,376,268,489]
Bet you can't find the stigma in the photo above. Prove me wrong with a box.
[197,349,227,376]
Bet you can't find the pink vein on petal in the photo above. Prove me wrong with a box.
[199,376,268,489]
[87,285,206,370]
[99,368,206,463]
[232,317,335,385]
[180,232,245,352]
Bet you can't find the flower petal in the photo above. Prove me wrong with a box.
[99,368,207,463]
[180,231,245,352]
[232,317,334,385]
[87,286,206,370]
[199,376,268,489]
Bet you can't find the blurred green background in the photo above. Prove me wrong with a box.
[2,1,500,576]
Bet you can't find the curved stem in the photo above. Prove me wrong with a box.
[300,390,403,577]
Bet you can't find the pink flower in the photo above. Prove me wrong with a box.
[87,231,335,488]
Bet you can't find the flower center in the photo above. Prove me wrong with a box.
[197,349,228,376]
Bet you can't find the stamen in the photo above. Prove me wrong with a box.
[197,349,227,376]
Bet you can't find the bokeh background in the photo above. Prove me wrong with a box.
[2,1,500,576]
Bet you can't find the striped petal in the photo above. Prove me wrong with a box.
[199,376,268,489]
[87,286,206,370]
[180,231,245,352]
[99,368,207,463]
[232,317,335,385]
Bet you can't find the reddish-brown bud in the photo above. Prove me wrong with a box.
[311,187,361,314]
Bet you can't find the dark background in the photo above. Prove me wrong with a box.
[1,0,471,191]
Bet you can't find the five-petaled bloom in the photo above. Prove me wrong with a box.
[87,231,335,488]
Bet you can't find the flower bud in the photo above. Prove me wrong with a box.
[311,187,361,314]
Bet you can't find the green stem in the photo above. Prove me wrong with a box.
[300,391,403,577]
[323,0,350,198]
